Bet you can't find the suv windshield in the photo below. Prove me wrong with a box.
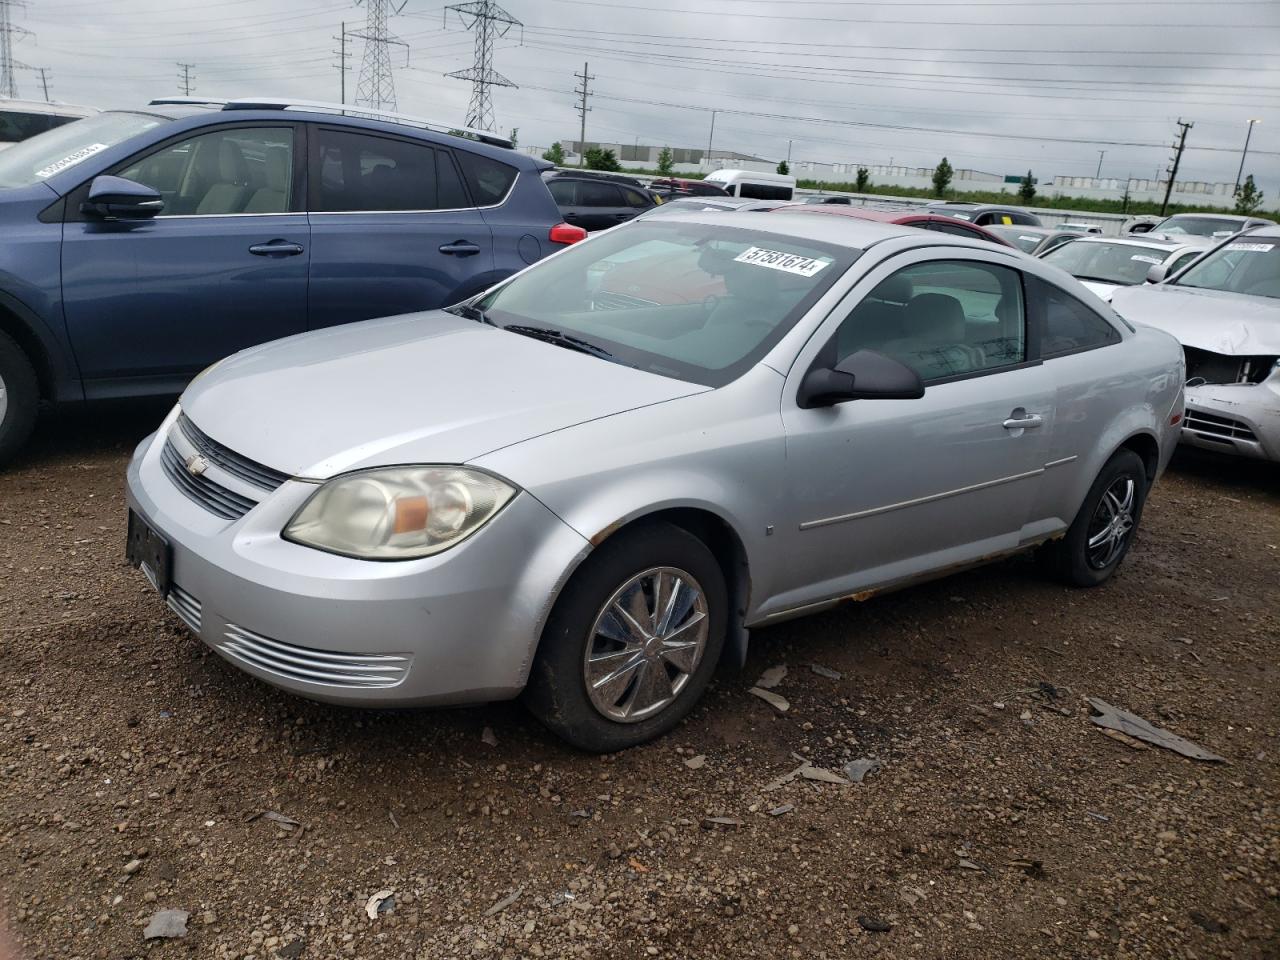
[1151,216,1244,238]
[476,221,856,386]
[1174,236,1280,299]
[1042,240,1172,286]
[0,111,167,189]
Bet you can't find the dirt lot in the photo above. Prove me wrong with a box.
[1,403,1277,960]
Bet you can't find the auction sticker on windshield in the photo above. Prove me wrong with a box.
[35,143,109,179]
[1228,242,1275,252]
[734,246,831,277]
[1131,255,1162,265]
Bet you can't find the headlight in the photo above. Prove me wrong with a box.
[284,467,516,560]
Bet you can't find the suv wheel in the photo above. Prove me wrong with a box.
[1041,449,1148,586]
[0,330,39,467]
[524,521,727,752]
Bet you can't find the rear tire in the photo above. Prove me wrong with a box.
[1041,448,1148,587]
[524,521,727,752]
[0,331,39,468]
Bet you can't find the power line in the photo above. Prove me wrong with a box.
[177,61,195,95]
[353,0,409,111]
[573,61,592,166]
[444,1,522,131]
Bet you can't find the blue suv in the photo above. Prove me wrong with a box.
[0,97,584,463]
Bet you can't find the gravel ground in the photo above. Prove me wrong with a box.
[1,402,1277,960]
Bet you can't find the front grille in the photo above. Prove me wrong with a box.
[177,414,289,492]
[161,440,257,521]
[592,290,659,310]
[218,625,410,689]
[1184,409,1258,443]
[166,585,202,633]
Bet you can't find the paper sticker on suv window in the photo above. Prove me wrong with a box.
[1130,254,1162,265]
[733,246,831,277]
[1228,242,1274,252]
[35,143,109,178]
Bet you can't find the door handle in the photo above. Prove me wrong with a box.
[248,240,304,257]
[439,240,481,257]
[1003,414,1044,430]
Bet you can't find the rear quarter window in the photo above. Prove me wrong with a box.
[1029,275,1122,358]
[455,150,518,206]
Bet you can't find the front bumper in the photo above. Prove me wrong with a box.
[1180,379,1280,462]
[125,414,590,707]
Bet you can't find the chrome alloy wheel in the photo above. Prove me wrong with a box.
[1086,476,1136,569]
[0,368,8,427]
[583,566,709,723]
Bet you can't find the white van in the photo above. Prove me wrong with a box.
[703,168,795,201]
[0,99,98,150]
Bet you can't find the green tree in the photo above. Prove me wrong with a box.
[854,166,871,192]
[585,147,622,172]
[932,156,954,197]
[657,146,674,175]
[541,141,565,165]
[777,160,790,176]
[508,127,519,148]
[1235,174,1265,214]
[1018,169,1037,204]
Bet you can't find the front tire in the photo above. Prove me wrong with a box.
[0,331,39,468]
[1041,448,1148,586]
[524,521,727,752]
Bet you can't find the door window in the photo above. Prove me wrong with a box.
[621,186,652,208]
[928,220,984,240]
[313,128,468,212]
[1028,275,1121,358]
[580,181,624,207]
[1166,251,1199,276]
[548,179,577,205]
[117,126,294,216]
[833,260,1025,381]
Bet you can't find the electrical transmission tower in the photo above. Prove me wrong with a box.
[1,0,32,100]
[1160,118,1193,216]
[177,62,196,96]
[352,0,408,112]
[443,1,522,132]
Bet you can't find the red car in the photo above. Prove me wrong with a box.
[768,204,1018,247]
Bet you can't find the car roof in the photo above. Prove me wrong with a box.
[1243,222,1280,238]
[1063,234,1213,250]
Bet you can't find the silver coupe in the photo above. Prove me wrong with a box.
[126,214,1185,750]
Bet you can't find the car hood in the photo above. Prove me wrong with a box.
[1109,283,1280,356]
[181,311,707,479]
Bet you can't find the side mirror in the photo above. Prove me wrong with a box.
[797,349,925,409]
[81,175,164,220]
[1145,263,1168,284]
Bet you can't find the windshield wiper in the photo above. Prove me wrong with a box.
[503,324,619,362]
[445,302,496,326]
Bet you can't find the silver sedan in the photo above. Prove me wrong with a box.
[126,214,1185,751]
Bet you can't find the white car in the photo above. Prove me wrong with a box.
[0,99,97,150]
[1039,235,1211,301]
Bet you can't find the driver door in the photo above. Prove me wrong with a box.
[767,252,1055,615]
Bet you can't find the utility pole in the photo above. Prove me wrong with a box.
[33,64,49,100]
[353,0,409,112]
[1234,119,1260,195]
[1095,150,1105,180]
[573,61,592,167]
[1160,118,1192,217]
[444,1,522,132]
[333,21,351,105]
[0,0,32,100]
[706,109,717,167]
[787,139,793,165]
[177,62,195,96]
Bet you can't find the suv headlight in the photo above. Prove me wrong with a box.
[284,467,516,560]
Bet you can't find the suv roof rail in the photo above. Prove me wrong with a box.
[148,97,230,107]
[218,98,514,149]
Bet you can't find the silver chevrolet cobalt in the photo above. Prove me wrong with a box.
[126,213,1184,751]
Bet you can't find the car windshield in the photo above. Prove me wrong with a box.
[1042,241,1172,286]
[476,221,856,387]
[1151,216,1243,238]
[0,111,167,189]
[988,227,1043,252]
[1174,236,1280,299]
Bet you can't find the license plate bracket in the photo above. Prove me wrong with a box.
[126,509,171,598]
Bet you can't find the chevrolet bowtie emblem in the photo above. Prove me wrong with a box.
[185,453,210,477]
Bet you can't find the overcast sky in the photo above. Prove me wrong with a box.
[14,0,1280,198]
